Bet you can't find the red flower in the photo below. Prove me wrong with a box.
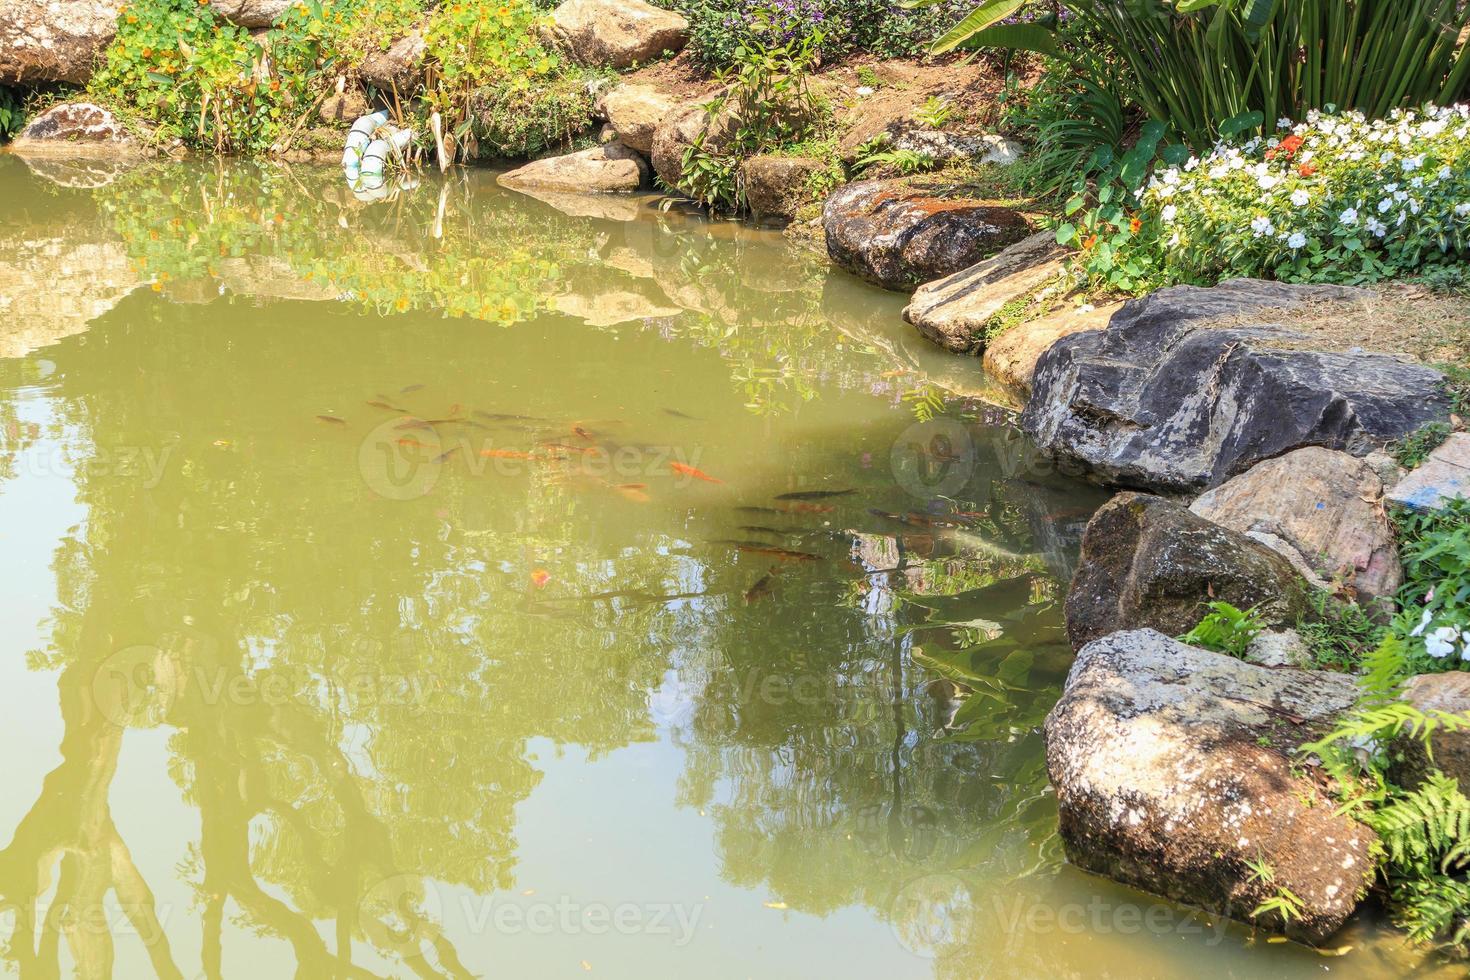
[1299,161,1319,177]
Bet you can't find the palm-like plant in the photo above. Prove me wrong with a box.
[930,0,1470,147]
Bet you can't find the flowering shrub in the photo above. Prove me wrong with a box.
[1144,105,1470,285]
[1395,499,1470,674]
[681,0,966,69]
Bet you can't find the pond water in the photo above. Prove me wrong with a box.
[0,155,1449,979]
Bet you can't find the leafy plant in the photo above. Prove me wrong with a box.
[937,0,1470,149]
[1179,601,1265,657]
[1296,589,1388,672]
[0,86,24,141]
[1393,423,1455,470]
[1054,120,1173,294]
[677,4,828,211]
[914,95,955,129]
[1395,498,1470,673]
[854,144,936,176]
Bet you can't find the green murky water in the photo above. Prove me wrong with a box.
[0,154,1447,978]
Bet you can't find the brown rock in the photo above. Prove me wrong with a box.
[739,155,824,225]
[547,0,688,69]
[359,31,426,95]
[600,83,677,154]
[649,96,737,191]
[498,142,649,194]
[1066,492,1319,650]
[1047,629,1377,944]
[10,102,142,154]
[318,89,370,126]
[982,302,1121,392]
[902,231,1070,353]
[1394,672,1470,790]
[0,0,116,85]
[823,179,1031,292]
[1190,447,1401,610]
[210,0,292,28]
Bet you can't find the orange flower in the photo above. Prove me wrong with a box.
[1082,234,1098,250]
[1129,217,1142,234]
[1280,134,1304,156]
[1299,161,1319,177]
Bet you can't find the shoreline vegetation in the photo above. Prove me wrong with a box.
[4,0,1470,965]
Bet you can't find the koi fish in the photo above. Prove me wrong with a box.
[480,449,537,459]
[396,437,425,448]
[401,383,425,394]
[530,569,551,588]
[775,489,854,501]
[738,525,786,536]
[572,425,595,441]
[737,544,822,561]
[735,506,781,515]
[316,415,347,425]
[433,448,459,464]
[366,400,403,412]
[475,411,546,422]
[664,408,702,420]
[396,420,435,431]
[671,462,722,484]
[743,567,780,604]
[613,482,650,503]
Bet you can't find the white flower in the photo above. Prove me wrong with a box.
[1456,203,1470,217]
[1251,216,1275,236]
[1367,217,1388,238]
[1440,166,1453,181]
[1277,117,1294,129]
[1258,173,1281,191]
[1378,198,1393,213]
[1339,207,1359,226]
[1426,626,1461,659]
[1402,154,1425,172]
[1287,231,1307,249]
[1291,189,1311,207]
[1161,204,1178,222]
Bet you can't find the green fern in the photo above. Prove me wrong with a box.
[1368,774,1470,871]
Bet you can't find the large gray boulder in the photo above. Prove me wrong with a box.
[547,0,688,69]
[1066,492,1318,650]
[1021,280,1453,493]
[1046,629,1377,944]
[823,180,1031,292]
[498,142,649,194]
[0,0,117,84]
[1191,446,1401,610]
[902,230,1068,353]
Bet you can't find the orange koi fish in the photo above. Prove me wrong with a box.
[671,462,722,484]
